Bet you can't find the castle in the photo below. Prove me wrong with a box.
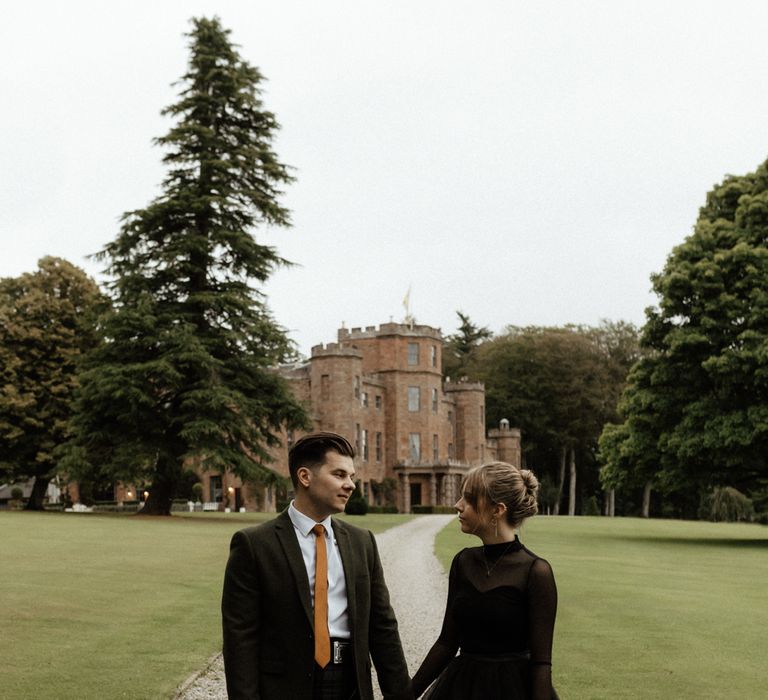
[194,321,521,513]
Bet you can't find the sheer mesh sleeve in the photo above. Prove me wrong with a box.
[527,557,557,700]
[411,553,462,697]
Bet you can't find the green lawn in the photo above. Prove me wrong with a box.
[0,510,410,700]
[435,516,768,699]
[5,513,764,699]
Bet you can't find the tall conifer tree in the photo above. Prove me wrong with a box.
[69,17,308,515]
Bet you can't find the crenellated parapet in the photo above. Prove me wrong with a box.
[339,322,443,342]
[311,342,363,359]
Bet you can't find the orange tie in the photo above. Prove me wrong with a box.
[312,524,331,668]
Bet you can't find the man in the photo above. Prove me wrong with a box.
[222,431,412,700]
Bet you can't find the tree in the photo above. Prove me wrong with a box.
[442,311,492,380]
[67,17,309,515]
[600,160,768,511]
[699,486,754,522]
[0,257,103,509]
[598,412,655,517]
[473,323,639,515]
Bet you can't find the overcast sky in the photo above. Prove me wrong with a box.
[3,1,768,354]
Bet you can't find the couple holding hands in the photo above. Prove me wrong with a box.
[222,432,558,700]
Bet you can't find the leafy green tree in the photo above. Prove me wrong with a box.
[442,311,492,380]
[0,257,103,509]
[600,160,768,512]
[474,322,640,515]
[584,320,645,392]
[67,17,308,515]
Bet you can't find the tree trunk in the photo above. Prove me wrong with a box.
[568,447,577,516]
[603,490,610,516]
[642,481,652,518]
[609,488,615,517]
[553,446,566,516]
[137,454,180,516]
[24,476,50,511]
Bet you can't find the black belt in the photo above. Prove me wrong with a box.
[330,638,352,665]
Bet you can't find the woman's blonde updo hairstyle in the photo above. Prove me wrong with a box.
[462,461,539,527]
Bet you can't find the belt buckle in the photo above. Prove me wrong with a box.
[333,640,344,664]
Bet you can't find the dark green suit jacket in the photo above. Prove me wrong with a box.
[222,510,412,699]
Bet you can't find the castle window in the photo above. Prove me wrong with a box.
[408,386,420,412]
[376,432,382,461]
[431,388,438,413]
[409,433,421,461]
[375,395,382,410]
[362,429,369,461]
[432,433,439,460]
[354,375,360,398]
[209,475,223,503]
[321,374,330,400]
[355,423,361,453]
[430,345,437,367]
[407,342,419,365]
[361,391,368,408]
[448,442,454,459]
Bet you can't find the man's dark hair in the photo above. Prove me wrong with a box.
[288,432,355,487]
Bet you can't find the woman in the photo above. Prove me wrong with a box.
[412,462,558,699]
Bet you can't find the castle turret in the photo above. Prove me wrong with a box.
[309,343,364,436]
[487,418,522,468]
[444,380,486,465]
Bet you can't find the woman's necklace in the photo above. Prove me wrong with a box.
[482,539,517,578]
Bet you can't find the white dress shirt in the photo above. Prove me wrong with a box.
[288,501,351,639]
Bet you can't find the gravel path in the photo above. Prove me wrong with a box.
[371,514,454,698]
[174,514,455,700]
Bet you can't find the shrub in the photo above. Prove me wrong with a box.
[748,485,768,514]
[10,486,24,501]
[345,481,368,515]
[700,487,754,522]
[191,483,204,502]
[584,495,601,516]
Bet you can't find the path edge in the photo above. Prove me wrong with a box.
[172,651,222,699]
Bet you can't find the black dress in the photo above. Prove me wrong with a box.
[412,536,558,699]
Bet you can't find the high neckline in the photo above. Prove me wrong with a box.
[482,535,521,554]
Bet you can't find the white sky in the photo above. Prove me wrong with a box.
[3,1,768,355]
